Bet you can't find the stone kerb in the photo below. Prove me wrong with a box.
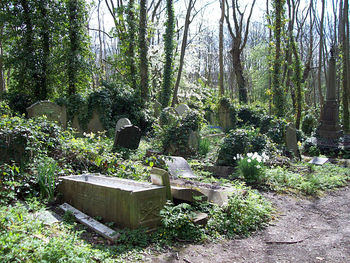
[26,100,67,129]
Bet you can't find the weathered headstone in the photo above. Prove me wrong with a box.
[188,130,200,151]
[286,123,300,159]
[114,125,141,150]
[72,115,83,133]
[115,118,131,132]
[165,156,196,179]
[217,100,233,132]
[318,47,341,140]
[175,103,190,117]
[87,110,104,133]
[26,101,67,128]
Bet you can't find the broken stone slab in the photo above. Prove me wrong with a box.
[170,178,239,206]
[193,212,208,226]
[150,167,172,201]
[308,157,329,165]
[32,210,61,226]
[202,165,235,179]
[60,203,120,242]
[171,186,208,203]
[165,156,197,179]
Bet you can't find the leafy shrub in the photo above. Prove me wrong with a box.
[0,101,12,116]
[4,92,33,116]
[302,137,320,156]
[266,118,288,145]
[236,105,266,127]
[161,110,203,157]
[159,201,203,242]
[236,152,269,185]
[35,156,58,201]
[301,112,317,136]
[216,128,270,166]
[199,138,210,156]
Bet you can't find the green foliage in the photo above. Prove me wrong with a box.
[265,163,349,196]
[236,153,269,185]
[301,112,317,136]
[199,138,210,157]
[221,187,273,237]
[159,201,203,242]
[0,203,111,262]
[302,137,320,156]
[160,0,175,108]
[216,128,272,166]
[161,110,203,157]
[4,92,33,116]
[35,156,58,201]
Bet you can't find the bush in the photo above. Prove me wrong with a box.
[5,92,33,116]
[161,110,203,157]
[301,112,317,136]
[236,152,269,185]
[236,105,266,128]
[216,128,270,166]
[159,202,203,242]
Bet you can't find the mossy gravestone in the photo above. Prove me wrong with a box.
[26,101,67,128]
[87,110,104,133]
[218,100,234,132]
[175,103,190,117]
[114,125,142,150]
[286,123,300,160]
[115,118,131,132]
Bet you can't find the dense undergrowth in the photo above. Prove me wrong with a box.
[1,101,349,262]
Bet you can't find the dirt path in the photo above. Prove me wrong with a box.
[150,186,350,263]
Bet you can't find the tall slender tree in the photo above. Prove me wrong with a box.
[160,0,175,108]
[139,0,149,105]
[219,0,225,97]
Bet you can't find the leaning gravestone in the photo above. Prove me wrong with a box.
[87,110,104,133]
[175,104,190,117]
[114,125,141,150]
[217,100,233,132]
[286,123,300,160]
[165,156,197,179]
[115,118,131,132]
[27,101,67,129]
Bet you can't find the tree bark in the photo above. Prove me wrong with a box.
[139,0,149,105]
[317,0,325,114]
[0,25,4,94]
[219,0,225,97]
[171,0,196,106]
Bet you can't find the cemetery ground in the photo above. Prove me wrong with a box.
[1,103,350,262]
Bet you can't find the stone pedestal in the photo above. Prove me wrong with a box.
[318,100,341,139]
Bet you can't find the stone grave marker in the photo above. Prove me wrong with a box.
[188,130,200,151]
[87,110,104,133]
[308,157,329,165]
[286,123,300,160]
[114,125,141,150]
[165,156,196,179]
[153,101,162,117]
[175,103,190,117]
[26,101,67,128]
[218,101,233,132]
[150,167,172,201]
[160,107,179,126]
[115,118,131,132]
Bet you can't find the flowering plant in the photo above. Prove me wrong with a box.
[235,152,269,185]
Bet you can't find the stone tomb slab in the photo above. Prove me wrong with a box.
[114,125,142,150]
[165,156,197,179]
[308,157,329,165]
[58,174,166,230]
[27,100,67,128]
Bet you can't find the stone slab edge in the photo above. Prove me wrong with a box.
[60,203,120,242]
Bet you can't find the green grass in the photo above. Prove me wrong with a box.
[265,163,350,196]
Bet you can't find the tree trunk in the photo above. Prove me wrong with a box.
[127,0,137,91]
[160,0,175,108]
[272,0,285,117]
[0,26,4,94]
[317,0,325,114]
[139,0,149,105]
[341,0,350,133]
[219,0,225,97]
[171,0,195,106]
[231,47,247,103]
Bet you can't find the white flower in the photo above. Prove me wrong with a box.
[247,159,251,163]
[247,152,253,158]
[257,165,261,169]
